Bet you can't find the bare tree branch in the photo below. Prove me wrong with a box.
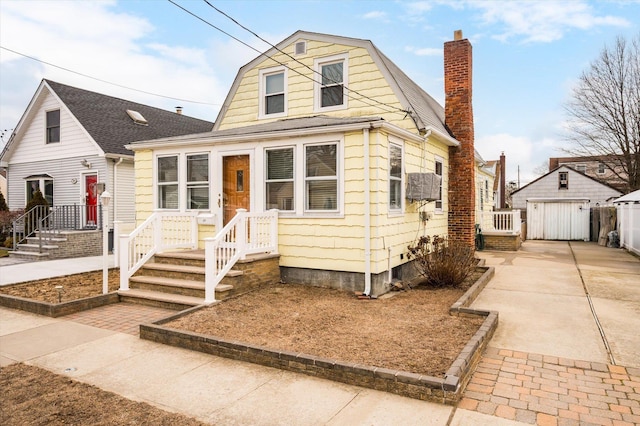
[564,33,640,191]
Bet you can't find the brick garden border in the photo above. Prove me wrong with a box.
[0,292,119,317]
[140,266,498,405]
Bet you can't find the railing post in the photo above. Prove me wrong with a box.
[236,209,247,259]
[154,214,163,253]
[119,233,130,291]
[269,209,279,253]
[113,221,122,267]
[204,237,216,304]
[191,213,198,249]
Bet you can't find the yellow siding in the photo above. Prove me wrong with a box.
[134,150,153,224]
[218,41,416,133]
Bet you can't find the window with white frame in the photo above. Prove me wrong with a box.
[260,67,286,117]
[315,54,348,110]
[598,162,606,174]
[187,154,209,210]
[265,147,294,211]
[389,143,403,211]
[559,171,569,189]
[26,177,54,205]
[46,109,60,143]
[435,158,443,211]
[305,143,337,211]
[157,155,179,209]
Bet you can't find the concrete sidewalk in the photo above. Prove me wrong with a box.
[1,241,639,425]
[0,254,115,286]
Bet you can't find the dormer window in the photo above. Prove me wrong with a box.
[126,109,148,126]
[259,67,287,118]
[314,53,348,111]
[46,109,60,143]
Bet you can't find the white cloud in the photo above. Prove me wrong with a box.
[470,0,629,43]
[362,10,387,20]
[404,46,442,56]
[0,0,238,127]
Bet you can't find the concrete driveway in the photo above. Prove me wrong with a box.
[473,240,640,368]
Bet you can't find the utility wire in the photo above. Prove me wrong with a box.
[0,46,219,106]
[202,0,408,116]
[168,0,405,116]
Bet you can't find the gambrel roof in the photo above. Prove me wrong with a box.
[214,30,448,136]
[1,80,214,160]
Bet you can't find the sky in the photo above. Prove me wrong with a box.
[1,0,639,185]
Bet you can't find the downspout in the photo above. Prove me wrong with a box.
[112,157,124,223]
[364,128,372,295]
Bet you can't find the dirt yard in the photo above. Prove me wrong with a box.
[167,275,485,377]
[0,363,207,426]
[0,270,120,303]
[1,269,486,423]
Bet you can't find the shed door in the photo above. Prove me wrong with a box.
[527,201,590,241]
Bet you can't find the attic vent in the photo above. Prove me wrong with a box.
[406,173,441,202]
[295,41,306,55]
[126,109,148,126]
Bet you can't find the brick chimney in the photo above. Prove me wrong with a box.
[445,30,475,248]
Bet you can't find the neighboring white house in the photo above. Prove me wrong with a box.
[511,165,623,241]
[615,189,640,256]
[0,79,213,254]
[512,165,623,210]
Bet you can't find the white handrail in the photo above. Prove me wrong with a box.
[118,212,198,290]
[204,209,278,304]
[477,210,521,234]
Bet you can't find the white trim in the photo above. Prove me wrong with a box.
[388,136,404,216]
[314,53,349,112]
[258,66,288,119]
[128,119,423,150]
[434,155,444,214]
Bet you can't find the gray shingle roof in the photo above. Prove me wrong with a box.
[130,115,385,146]
[45,80,214,156]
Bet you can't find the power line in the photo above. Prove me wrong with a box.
[168,0,406,116]
[0,46,219,106]
[202,0,408,116]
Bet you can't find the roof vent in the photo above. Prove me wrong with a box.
[126,109,148,126]
[295,41,306,55]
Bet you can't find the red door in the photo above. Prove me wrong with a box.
[85,174,98,227]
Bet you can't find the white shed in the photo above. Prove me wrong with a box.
[527,198,591,241]
[614,190,640,256]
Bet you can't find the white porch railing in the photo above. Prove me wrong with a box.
[477,209,521,234]
[118,212,198,290]
[204,209,279,304]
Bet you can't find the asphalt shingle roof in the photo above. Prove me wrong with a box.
[45,80,214,156]
[130,115,385,145]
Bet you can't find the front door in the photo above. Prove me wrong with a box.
[223,155,250,225]
[85,174,98,227]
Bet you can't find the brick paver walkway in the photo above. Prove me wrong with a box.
[460,347,640,425]
[63,303,177,335]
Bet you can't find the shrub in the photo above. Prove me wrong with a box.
[0,209,23,247]
[0,192,7,211]
[407,235,477,288]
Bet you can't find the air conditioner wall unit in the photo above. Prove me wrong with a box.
[406,173,441,202]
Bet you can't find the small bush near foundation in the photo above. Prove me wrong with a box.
[407,235,477,288]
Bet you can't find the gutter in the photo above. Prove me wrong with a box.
[126,120,426,151]
[112,157,124,224]
[364,127,372,295]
